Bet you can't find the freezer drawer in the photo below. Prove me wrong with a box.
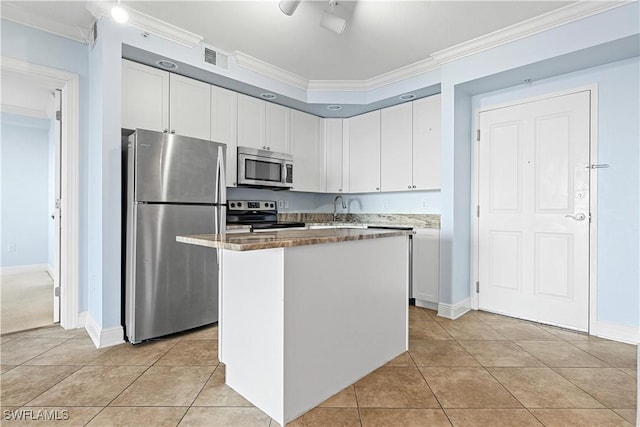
[126,203,220,343]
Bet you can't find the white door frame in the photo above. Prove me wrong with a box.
[2,56,81,330]
[471,85,599,334]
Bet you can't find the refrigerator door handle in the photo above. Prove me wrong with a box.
[215,146,227,205]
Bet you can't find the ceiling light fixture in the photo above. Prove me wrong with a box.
[110,0,129,24]
[399,94,416,101]
[320,1,347,35]
[156,60,178,70]
[260,93,277,100]
[279,0,301,16]
[327,105,342,111]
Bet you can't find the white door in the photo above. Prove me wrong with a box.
[381,103,413,192]
[347,110,381,193]
[478,90,591,331]
[53,89,62,323]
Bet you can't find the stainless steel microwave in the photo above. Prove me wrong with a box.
[237,146,293,189]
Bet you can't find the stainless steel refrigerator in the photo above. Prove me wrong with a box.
[124,129,226,344]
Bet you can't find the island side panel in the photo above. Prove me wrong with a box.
[221,248,286,425]
[282,236,409,423]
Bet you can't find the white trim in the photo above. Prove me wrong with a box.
[233,52,308,90]
[85,312,125,349]
[0,4,89,44]
[594,320,640,345]
[0,264,49,275]
[437,298,471,320]
[0,104,50,119]
[414,300,438,311]
[87,2,203,48]
[77,311,87,328]
[431,1,629,64]
[472,85,599,334]
[1,56,81,331]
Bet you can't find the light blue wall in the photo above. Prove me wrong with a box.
[1,19,90,311]
[472,57,640,328]
[437,1,640,323]
[228,188,441,214]
[1,113,51,267]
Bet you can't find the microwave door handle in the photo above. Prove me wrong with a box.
[282,163,287,185]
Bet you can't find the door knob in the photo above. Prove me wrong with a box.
[564,213,586,221]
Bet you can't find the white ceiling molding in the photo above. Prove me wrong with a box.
[233,51,309,90]
[308,57,440,92]
[1,104,51,120]
[87,2,204,49]
[431,0,630,64]
[1,2,89,43]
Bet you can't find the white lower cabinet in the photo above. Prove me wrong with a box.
[413,228,439,309]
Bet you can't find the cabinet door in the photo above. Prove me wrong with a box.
[413,228,439,306]
[381,103,413,192]
[265,103,290,153]
[413,94,441,190]
[347,110,381,193]
[211,86,238,187]
[237,94,265,150]
[169,74,211,140]
[324,119,344,193]
[122,60,169,132]
[291,110,324,192]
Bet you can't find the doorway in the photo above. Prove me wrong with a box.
[1,56,81,331]
[476,89,593,331]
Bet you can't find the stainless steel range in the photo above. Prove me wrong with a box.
[227,200,305,231]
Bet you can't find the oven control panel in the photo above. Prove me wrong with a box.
[228,200,276,211]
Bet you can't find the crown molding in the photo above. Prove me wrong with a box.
[307,57,440,92]
[431,0,631,64]
[1,3,89,44]
[87,3,203,48]
[1,104,50,119]
[232,52,309,90]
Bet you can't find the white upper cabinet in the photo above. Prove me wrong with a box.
[381,103,413,192]
[324,119,344,193]
[211,86,238,187]
[291,110,324,192]
[412,94,441,190]
[265,103,291,154]
[122,59,169,132]
[346,110,381,193]
[169,74,211,140]
[237,94,266,150]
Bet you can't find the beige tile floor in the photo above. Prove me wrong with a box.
[0,306,636,426]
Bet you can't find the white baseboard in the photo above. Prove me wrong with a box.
[85,312,124,349]
[438,298,471,320]
[77,311,87,328]
[47,264,54,278]
[1,263,48,275]
[595,320,639,345]
[415,299,438,311]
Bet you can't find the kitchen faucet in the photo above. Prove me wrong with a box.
[333,195,347,222]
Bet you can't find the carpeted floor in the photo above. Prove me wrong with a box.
[1,270,54,334]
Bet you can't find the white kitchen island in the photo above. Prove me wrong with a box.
[178,228,409,426]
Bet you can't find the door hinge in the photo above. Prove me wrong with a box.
[56,110,61,121]
[476,205,480,218]
[476,129,480,141]
[476,281,480,293]
[54,286,60,297]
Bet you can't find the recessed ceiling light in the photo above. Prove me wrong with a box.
[260,93,277,100]
[156,60,178,70]
[399,94,416,101]
[327,105,342,111]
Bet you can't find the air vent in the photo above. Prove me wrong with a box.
[203,45,229,70]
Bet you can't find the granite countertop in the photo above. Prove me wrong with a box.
[278,213,440,229]
[178,228,411,251]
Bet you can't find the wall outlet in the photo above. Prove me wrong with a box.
[383,201,389,209]
[7,244,16,253]
[422,200,428,208]
[284,200,289,209]
[278,200,283,209]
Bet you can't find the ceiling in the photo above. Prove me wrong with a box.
[2,1,574,82]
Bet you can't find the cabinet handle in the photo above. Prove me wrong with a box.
[339,189,342,192]
[267,146,271,150]
[376,187,380,191]
[163,129,169,133]
[408,185,412,189]
[412,185,416,188]
[170,130,176,134]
